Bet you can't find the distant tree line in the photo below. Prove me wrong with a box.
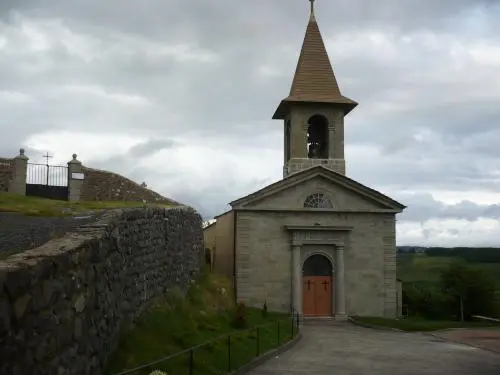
[425,247,500,263]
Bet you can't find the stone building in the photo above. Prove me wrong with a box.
[207,2,406,319]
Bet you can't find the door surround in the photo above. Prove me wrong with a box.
[285,225,352,320]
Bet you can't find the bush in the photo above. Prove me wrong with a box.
[440,260,498,320]
[403,261,499,321]
[232,302,247,329]
[262,300,269,319]
[403,282,453,320]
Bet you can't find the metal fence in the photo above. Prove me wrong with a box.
[27,163,68,186]
[112,309,301,375]
[26,163,69,200]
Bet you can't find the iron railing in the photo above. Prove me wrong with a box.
[111,309,300,375]
[27,163,68,186]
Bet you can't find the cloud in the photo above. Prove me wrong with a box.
[1,1,500,246]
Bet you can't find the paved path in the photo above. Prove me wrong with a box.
[248,323,500,375]
[431,328,500,354]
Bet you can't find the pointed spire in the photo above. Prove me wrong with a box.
[272,1,357,119]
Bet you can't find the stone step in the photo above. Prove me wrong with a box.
[299,316,350,326]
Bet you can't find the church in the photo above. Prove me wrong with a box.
[205,1,406,319]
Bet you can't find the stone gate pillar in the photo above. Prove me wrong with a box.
[8,148,28,195]
[67,154,84,201]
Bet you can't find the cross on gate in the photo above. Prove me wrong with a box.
[43,152,52,185]
[304,279,313,290]
[43,152,52,166]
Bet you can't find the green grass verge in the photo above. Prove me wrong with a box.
[352,316,500,332]
[0,192,177,217]
[104,272,296,375]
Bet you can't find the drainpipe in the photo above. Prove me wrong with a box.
[233,210,238,304]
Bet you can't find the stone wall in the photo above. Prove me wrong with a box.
[81,167,178,205]
[0,212,106,256]
[0,157,13,192]
[0,207,204,375]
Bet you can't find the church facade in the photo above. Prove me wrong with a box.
[207,2,406,319]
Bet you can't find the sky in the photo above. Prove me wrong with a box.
[1,0,500,247]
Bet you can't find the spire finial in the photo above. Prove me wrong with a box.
[309,0,316,20]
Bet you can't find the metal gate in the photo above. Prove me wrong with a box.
[26,163,69,200]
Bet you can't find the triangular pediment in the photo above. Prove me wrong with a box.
[230,166,406,212]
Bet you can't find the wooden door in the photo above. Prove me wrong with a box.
[302,254,334,317]
[302,276,333,316]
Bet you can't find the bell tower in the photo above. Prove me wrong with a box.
[273,0,358,178]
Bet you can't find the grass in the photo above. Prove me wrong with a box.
[352,316,500,332]
[104,272,296,375]
[0,192,177,217]
[397,253,500,285]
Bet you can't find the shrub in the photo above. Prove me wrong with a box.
[440,261,498,320]
[149,371,167,375]
[262,300,269,319]
[403,261,499,321]
[232,302,247,329]
[403,281,452,320]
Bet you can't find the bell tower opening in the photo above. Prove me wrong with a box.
[307,115,329,159]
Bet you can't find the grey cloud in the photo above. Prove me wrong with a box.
[128,139,177,158]
[395,193,500,222]
[1,0,500,228]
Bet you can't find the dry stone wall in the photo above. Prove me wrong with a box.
[81,167,178,205]
[0,207,204,375]
[0,157,13,192]
[0,212,106,255]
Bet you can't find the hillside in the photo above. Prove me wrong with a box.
[0,192,179,217]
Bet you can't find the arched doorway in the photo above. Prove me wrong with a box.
[302,254,333,316]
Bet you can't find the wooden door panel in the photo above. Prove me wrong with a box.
[302,277,316,316]
[315,276,332,316]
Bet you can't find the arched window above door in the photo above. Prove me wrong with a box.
[303,254,332,276]
[303,193,333,209]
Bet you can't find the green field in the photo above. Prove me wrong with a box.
[397,253,500,285]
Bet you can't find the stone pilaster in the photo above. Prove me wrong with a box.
[335,245,347,320]
[8,148,28,195]
[292,244,302,314]
[67,154,84,201]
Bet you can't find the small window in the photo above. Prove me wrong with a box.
[304,193,333,209]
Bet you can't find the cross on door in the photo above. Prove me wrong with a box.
[322,280,329,291]
[304,279,313,290]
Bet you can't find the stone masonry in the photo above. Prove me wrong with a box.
[0,207,204,375]
[235,210,397,317]
[0,212,106,256]
[81,167,178,205]
[0,157,13,192]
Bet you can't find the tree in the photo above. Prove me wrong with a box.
[440,260,497,321]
